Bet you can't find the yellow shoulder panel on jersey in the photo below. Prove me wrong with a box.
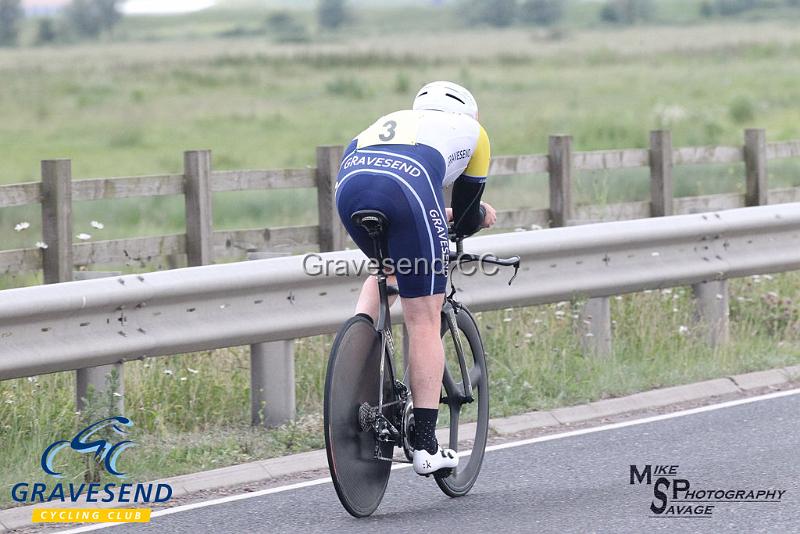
[463,125,491,179]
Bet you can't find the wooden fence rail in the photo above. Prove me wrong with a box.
[1,128,799,282]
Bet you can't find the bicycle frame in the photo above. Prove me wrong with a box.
[365,228,519,462]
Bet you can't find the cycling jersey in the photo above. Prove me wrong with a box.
[343,109,490,187]
[336,109,491,298]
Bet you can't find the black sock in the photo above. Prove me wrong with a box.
[355,312,373,324]
[413,407,439,454]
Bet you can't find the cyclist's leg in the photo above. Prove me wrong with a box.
[354,275,397,323]
[374,169,455,470]
[401,293,445,409]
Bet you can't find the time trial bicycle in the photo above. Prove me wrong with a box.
[323,209,520,517]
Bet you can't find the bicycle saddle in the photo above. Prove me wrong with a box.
[351,210,389,237]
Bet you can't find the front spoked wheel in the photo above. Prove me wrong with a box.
[324,315,395,517]
[436,305,489,497]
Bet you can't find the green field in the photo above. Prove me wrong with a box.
[2,20,800,254]
[1,8,800,505]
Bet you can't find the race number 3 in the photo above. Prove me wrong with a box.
[379,120,397,142]
[357,111,420,148]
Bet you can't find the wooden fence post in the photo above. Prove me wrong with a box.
[41,159,73,284]
[184,150,213,266]
[744,128,767,206]
[548,135,573,228]
[316,145,346,251]
[74,270,125,416]
[649,130,673,217]
[692,280,730,348]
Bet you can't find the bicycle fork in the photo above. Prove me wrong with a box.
[442,300,474,404]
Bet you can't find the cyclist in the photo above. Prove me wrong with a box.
[335,81,496,476]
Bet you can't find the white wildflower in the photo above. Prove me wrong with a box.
[76,233,92,241]
[555,310,566,318]
[678,325,689,335]
[187,368,199,374]
[180,377,188,382]
[35,241,48,250]
[163,369,173,376]
[90,220,104,229]
[14,222,30,232]
[524,333,533,339]
[654,104,688,125]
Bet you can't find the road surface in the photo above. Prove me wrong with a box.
[62,390,800,534]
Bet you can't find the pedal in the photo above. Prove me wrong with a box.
[434,468,453,479]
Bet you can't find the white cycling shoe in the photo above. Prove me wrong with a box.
[412,446,458,475]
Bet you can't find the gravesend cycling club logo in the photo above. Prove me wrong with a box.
[11,416,172,524]
[630,464,786,518]
[42,416,135,478]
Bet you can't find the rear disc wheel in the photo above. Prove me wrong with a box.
[324,316,394,517]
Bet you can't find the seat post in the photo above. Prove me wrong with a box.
[350,210,391,330]
[368,230,385,267]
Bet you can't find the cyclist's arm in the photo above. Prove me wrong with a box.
[452,125,491,236]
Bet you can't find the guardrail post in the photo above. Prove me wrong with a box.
[74,271,125,415]
[41,159,73,284]
[578,297,612,357]
[184,150,213,266]
[316,145,346,251]
[250,340,295,427]
[744,128,767,206]
[247,252,295,427]
[548,135,573,227]
[649,130,673,217]
[692,280,730,347]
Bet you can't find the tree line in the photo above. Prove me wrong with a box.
[2,0,800,48]
[0,0,122,47]
[319,0,800,30]
[460,0,800,27]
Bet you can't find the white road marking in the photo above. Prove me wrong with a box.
[57,387,800,532]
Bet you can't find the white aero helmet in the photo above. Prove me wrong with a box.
[412,81,478,120]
